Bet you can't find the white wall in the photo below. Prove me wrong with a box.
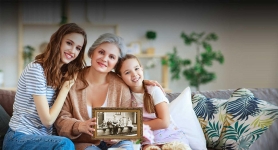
[0,2,18,88]
[0,1,278,92]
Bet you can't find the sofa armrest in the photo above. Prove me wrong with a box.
[0,89,16,117]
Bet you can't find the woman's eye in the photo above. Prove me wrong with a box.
[110,56,115,59]
[67,41,72,45]
[76,47,81,51]
[99,51,104,54]
[125,72,129,75]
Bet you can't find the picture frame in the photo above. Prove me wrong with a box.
[92,107,143,140]
[126,42,141,55]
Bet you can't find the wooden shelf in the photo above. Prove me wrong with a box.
[135,54,166,58]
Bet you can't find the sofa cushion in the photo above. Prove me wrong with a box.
[169,87,207,150]
[192,94,228,149]
[0,89,15,117]
[217,88,278,149]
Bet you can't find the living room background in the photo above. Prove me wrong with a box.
[0,1,277,92]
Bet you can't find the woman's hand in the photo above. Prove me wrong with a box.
[143,80,165,94]
[78,118,96,136]
[62,72,78,90]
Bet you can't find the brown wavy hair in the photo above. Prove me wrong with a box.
[115,54,156,113]
[35,23,87,95]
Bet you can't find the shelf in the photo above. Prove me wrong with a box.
[135,54,166,58]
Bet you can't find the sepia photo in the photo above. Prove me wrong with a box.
[92,107,142,140]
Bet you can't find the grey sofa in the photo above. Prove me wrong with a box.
[1,88,277,150]
[166,88,278,150]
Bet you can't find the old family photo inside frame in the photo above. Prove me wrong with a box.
[92,107,143,140]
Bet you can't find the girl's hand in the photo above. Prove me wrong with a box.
[78,118,96,136]
[143,80,165,94]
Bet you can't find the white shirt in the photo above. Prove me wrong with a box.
[87,93,108,118]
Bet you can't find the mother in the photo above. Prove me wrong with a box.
[55,33,160,150]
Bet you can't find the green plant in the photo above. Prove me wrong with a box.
[134,139,141,144]
[162,32,224,91]
[145,31,156,40]
[23,45,35,67]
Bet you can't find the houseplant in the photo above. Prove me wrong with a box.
[23,45,35,68]
[162,32,224,91]
[145,30,157,54]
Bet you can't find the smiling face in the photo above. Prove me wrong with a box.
[90,42,120,73]
[60,33,84,65]
[119,58,144,92]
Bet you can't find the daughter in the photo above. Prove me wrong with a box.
[115,54,191,150]
[3,23,87,150]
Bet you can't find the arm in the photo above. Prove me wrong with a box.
[54,85,96,139]
[143,101,170,130]
[34,78,75,128]
[144,80,165,94]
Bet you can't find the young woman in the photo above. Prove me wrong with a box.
[3,23,87,150]
[54,33,163,150]
[115,54,191,150]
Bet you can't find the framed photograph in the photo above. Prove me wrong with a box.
[126,42,141,55]
[92,107,143,140]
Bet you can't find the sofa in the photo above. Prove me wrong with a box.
[1,88,277,150]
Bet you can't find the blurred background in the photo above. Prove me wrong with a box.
[0,0,277,92]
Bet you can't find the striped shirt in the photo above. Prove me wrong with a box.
[9,62,55,135]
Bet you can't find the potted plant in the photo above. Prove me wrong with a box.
[145,30,157,54]
[132,139,141,150]
[23,45,35,67]
[162,32,224,91]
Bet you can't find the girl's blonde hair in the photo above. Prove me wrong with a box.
[115,54,156,113]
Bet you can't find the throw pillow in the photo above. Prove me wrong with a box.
[216,88,278,150]
[169,87,207,150]
[192,94,228,149]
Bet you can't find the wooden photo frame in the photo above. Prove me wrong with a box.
[92,107,143,140]
[126,41,142,55]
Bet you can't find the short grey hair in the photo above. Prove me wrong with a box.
[87,33,127,59]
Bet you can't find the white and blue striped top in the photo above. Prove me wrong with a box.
[9,62,55,135]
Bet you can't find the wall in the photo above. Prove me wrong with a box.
[0,1,277,92]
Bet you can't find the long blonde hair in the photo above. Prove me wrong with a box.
[115,54,156,113]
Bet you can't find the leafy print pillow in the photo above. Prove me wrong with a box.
[217,88,278,150]
[192,94,228,148]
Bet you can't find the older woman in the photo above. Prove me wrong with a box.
[55,33,161,150]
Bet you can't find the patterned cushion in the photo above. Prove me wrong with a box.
[216,88,278,150]
[192,94,228,149]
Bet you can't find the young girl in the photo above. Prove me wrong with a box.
[3,23,87,150]
[115,54,191,150]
